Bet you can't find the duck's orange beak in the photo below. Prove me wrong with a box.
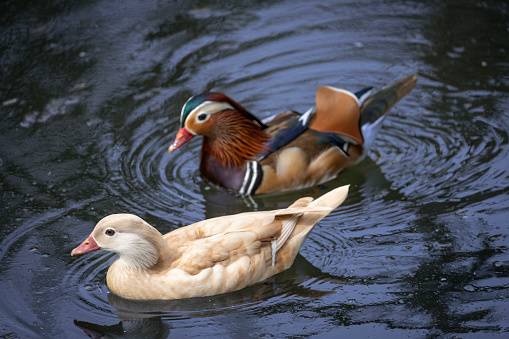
[168,128,194,154]
[71,235,101,256]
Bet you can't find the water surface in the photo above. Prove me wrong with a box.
[1,0,508,338]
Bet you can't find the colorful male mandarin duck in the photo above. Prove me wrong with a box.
[169,74,417,195]
[71,185,349,300]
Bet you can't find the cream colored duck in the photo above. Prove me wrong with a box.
[71,185,349,300]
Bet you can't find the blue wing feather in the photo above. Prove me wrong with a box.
[257,108,314,161]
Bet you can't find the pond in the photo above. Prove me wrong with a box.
[0,0,508,337]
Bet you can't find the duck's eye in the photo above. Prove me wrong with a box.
[197,113,208,121]
[105,228,116,236]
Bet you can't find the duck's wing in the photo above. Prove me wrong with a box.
[169,186,349,275]
[257,110,314,161]
[309,86,363,144]
[169,210,299,274]
[163,211,277,244]
[170,222,276,274]
[258,87,364,165]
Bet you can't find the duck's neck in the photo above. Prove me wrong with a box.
[116,234,176,271]
[202,111,269,168]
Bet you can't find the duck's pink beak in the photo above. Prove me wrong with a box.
[71,235,101,256]
[168,128,194,154]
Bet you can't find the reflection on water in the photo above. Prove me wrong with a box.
[75,318,172,339]
[0,0,508,337]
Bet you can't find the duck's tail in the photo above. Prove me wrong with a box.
[306,184,350,211]
[359,74,417,154]
[275,185,349,244]
[277,185,349,217]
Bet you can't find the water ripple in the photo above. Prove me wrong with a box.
[103,114,208,227]
[2,0,508,337]
[373,84,508,208]
[63,251,113,315]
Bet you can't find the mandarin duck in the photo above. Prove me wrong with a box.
[168,74,417,195]
[71,185,349,300]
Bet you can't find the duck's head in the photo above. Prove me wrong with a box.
[71,214,167,270]
[168,92,267,154]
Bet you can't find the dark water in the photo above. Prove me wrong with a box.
[1,0,508,338]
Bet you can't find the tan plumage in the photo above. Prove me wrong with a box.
[71,185,349,300]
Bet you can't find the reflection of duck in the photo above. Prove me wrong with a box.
[71,186,349,300]
[74,318,171,339]
[169,75,417,195]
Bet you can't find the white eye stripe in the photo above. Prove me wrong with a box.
[183,101,235,133]
[190,101,234,120]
